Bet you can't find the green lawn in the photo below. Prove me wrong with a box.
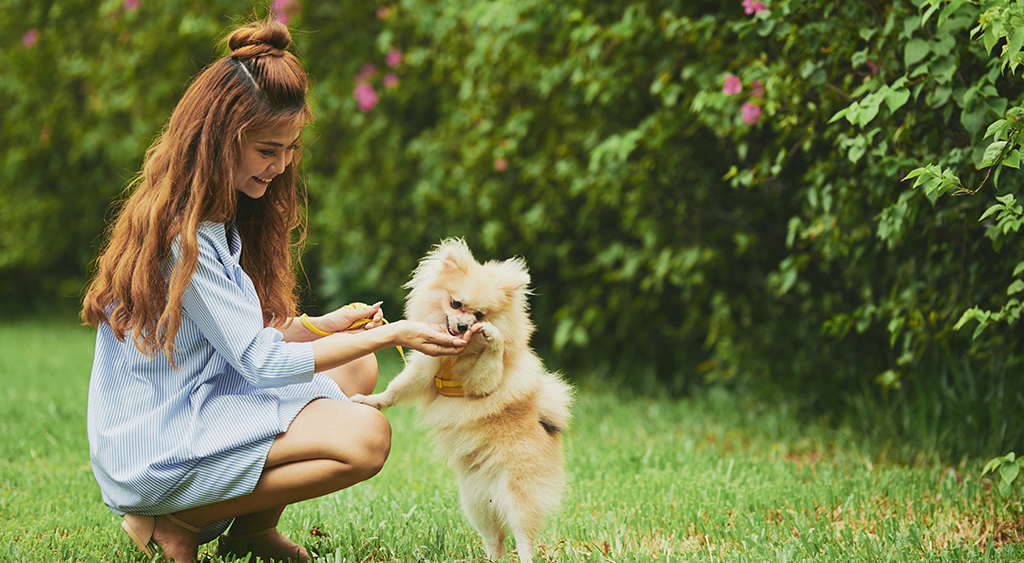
[1,319,1022,562]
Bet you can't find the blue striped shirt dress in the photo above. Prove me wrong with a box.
[87,221,348,543]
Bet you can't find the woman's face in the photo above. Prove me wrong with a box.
[234,120,302,199]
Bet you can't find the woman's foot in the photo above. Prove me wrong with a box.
[150,514,201,562]
[217,527,313,562]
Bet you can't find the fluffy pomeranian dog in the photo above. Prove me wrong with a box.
[351,238,573,563]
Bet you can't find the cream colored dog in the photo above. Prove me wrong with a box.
[351,239,573,563]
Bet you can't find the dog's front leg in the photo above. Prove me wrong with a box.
[350,354,438,410]
[461,322,505,396]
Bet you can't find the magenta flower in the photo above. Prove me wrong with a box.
[723,74,742,96]
[272,0,296,25]
[354,84,379,112]
[386,49,403,68]
[865,60,880,75]
[749,79,764,98]
[383,73,400,89]
[22,28,38,48]
[494,158,509,171]
[354,63,378,84]
[741,102,761,125]
[742,0,767,14]
[124,0,138,11]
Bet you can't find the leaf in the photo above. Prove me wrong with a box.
[828,106,850,124]
[1000,461,1020,487]
[904,39,931,67]
[984,119,1009,141]
[980,203,1003,222]
[1009,279,1024,295]
[885,87,911,113]
[937,0,968,26]
[1003,149,1021,169]
[954,308,975,331]
[1008,26,1024,71]
[902,167,929,181]
[983,26,1000,55]
[983,457,1002,476]
[981,141,1008,167]
[1014,261,1024,277]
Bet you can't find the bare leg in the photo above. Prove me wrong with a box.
[145,379,391,561]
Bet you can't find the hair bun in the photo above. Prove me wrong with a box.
[228,20,291,59]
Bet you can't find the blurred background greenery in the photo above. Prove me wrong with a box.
[2,0,1023,462]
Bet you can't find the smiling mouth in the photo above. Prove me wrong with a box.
[254,176,274,185]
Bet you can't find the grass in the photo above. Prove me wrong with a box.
[1,318,1023,562]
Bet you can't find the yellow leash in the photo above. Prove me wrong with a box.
[341,302,406,363]
[300,303,405,363]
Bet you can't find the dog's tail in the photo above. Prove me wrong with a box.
[536,372,574,434]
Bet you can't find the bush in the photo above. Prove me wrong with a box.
[4,0,1023,458]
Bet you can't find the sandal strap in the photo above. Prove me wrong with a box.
[165,512,203,533]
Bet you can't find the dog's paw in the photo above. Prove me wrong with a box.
[350,393,390,410]
[476,321,502,348]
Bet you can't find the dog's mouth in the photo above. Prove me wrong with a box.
[446,315,469,339]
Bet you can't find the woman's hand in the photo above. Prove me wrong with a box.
[388,320,468,356]
[316,302,386,334]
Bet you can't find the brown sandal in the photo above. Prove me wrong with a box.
[121,512,202,557]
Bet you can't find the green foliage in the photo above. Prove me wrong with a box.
[5,1,1024,458]
[983,451,1023,497]
[4,319,1024,562]
[0,0,260,301]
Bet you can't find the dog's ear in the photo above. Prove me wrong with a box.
[494,256,531,295]
[436,238,475,273]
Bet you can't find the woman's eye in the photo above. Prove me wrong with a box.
[475,312,484,320]
[451,300,462,309]
[260,150,276,157]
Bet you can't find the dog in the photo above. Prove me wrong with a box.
[351,238,573,563]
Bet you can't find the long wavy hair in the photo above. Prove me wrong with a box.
[82,18,314,363]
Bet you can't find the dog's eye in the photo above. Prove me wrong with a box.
[451,300,462,309]
[475,312,484,320]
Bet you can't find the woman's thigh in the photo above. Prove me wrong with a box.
[266,399,391,470]
[323,354,379,397]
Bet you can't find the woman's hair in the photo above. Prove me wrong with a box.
[81,18,314,363]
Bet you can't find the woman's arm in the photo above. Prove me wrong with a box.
[311,320,467,373]
[281,302,385,343]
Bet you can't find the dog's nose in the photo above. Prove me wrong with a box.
[457,322,469,332]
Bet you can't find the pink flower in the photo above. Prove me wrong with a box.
[723,74,742,96]
[124,0,138,11]
[742,0,767,14]
[353,84,379,112]
[383,73,400,89]
[865,60,880,75]
[749,79,764,98]
[272,0,296,25]
[354,63,378,84]
[22,28,38,48]
[741,102,761,125]
[494,158,509,171]
[377,6,391,20]
[386,49,403,68]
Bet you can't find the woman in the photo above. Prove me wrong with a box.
[81,18,466,562]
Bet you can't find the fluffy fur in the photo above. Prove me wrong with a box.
[351,238,573,563]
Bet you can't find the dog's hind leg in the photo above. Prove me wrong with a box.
[459,477,508,561]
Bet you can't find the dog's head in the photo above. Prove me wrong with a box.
[404,238,533,344]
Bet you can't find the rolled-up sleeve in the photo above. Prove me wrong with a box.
[173,223,316,388]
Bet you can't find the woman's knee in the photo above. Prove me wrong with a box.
[327,354,378,397]
[348,404,391,480]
